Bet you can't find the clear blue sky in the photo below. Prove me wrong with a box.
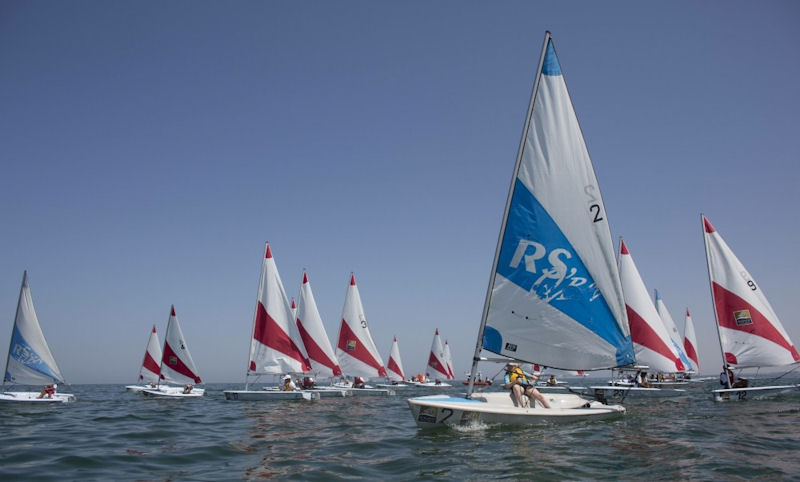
[1,1,798,383]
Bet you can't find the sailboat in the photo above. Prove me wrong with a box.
[586,239,687,401]
[142,306,204,398]
[377,336,409,388]
[443,339,455,380]
[224,243,319,401]
[414,329,452,387]
[702,215,800,401]
[682,309,700,374]
[125,325,162,392]
[333,273,393,396]
[408,32,634,427]
[1,271,75,403]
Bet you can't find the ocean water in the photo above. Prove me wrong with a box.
[1,379,799,480]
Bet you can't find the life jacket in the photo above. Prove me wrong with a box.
[284,379,292,391]
[508,367,527,385]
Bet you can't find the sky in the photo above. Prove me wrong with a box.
[1,1,798,383]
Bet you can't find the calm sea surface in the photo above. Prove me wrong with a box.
[1,378,799,480]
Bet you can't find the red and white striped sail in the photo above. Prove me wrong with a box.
[138,325,162,383]
[618,240,685,373]
[248,243,310,376]
[427,328,450,380]
[702,215,799,368]
[386,336,406,382]
[335,273,387,379]
[683,309,699,372]
[443,339,455,380]
[296,271,342,377]
[160,306,201,385]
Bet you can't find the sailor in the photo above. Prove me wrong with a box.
[353,376,366,389]
[37,384,56,399]
[282,374,297,391]
[503,363,551,408]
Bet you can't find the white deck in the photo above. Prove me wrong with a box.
[408,391,624,428]
[224,390,319,401]
[0,391,76,403]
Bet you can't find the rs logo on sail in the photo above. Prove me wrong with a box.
[509,239,599,303]
[11,343,42,366]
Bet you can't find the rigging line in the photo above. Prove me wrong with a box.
[762,364,800,384]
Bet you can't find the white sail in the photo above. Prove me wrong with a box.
[480,35,634,371]
[3,271,65,386]
[159,306,202,385]
[427,329,449,380]
[618,240,685,373]
[335,273,387,379]
[248,244,310,376]
[138,325,162,384]
[443,339,455,380]
[654,290,692,371]
[296,271,342,378]
[702,215,799,368]
[683,309,699,372]
[386,336,405,382]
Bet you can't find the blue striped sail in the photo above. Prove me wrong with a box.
[4,272,65,386]
[482,37,634,370]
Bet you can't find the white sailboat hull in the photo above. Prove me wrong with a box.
[411,381,451,388]
[0,391,76,403]
[584,386,687,401]
[223,390,319,401]
[712,384,800,402]
[141,388,204,398]
[129,385,205,396]
[408,392,624,428]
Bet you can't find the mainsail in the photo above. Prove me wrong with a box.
[702,215,799,368]
[160,306,202,385]
[443,339,455,380]
[138,325,162,383]
[683,309,700,372]
[654,290,692,371]
[3,271,65,386]
[335,274,387,379]
[386,336,405,382]
[296,271,342,377]
[618,240,685,373]
[477,34,634,371]
[427,329,450,380]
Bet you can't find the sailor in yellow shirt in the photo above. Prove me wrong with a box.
[503,363,551,408]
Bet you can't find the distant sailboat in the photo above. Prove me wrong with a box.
[1,271,75,403]
[654,290,692,377]
[702,215,800,401]
[443,339,455,380]
[378,336,408,388]
[415,329,451,387]
[296,271,342,378]
[409,32,634,427]
[224,243,318,401]
[126,325,162,392]
[142,306,204,398]
[333,273,392,396]
[683,309,700,373]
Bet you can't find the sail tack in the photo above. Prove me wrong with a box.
[248,244,311,376]
[4,271,65,385]
[138,325,162,383]
[481,36,634,370]
[335,274,387,379]
[702,215,799,368]
[619,240,685,373]
[160,306,202,385]
[296,271,342,377]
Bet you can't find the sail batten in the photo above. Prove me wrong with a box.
[476,34,633,372]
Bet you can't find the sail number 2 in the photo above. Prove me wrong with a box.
[584,185,604,223]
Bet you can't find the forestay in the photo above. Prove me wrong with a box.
[479,37,634,371]
[3,271,65,386]
[702,215,799,368]
[618,240,685,373]
[335,274,387,379]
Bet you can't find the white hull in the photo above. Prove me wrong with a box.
[224,390,318,401]
[0,391,76,403]
[647,381,689,388]
[141,388,204,398]
[131,385,205,396]
[376,383,409,388]
[712,384,800,402]
[585,386,687,401]
[411,381,451,388]
[408,391,624,428]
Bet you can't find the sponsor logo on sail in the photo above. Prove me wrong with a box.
[170,356,178,365]
[346,340,357,351]
[505,342,517,352]
[733,310,753,326]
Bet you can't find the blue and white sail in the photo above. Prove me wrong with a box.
[480,34,634,370]
[3,271,65,386]
[654,290,692,372]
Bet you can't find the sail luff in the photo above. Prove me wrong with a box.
[2,271,25,386]
[702,215,731,386]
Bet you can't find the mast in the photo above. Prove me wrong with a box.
[3,271,27,386]
[702,214,730,388]
[244,243,269,390]
[467,31,552,398]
